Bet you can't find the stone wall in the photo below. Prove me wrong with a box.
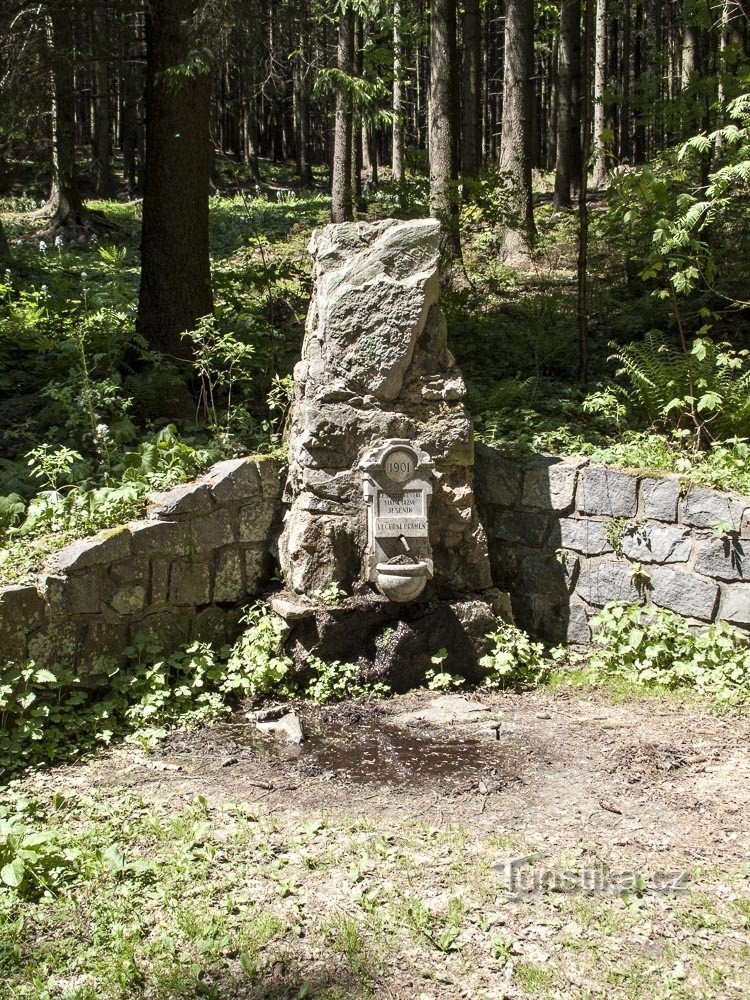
[0,456,284,675]
[474,444,750,644]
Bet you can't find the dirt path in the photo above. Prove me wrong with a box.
[24,687,750,998]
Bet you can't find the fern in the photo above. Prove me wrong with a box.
[610,334,750,442]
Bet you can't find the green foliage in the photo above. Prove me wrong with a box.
[611,333,750,444]
[425,648,464,691]
[0,800,80,900]
[225,602,294,700]
[305,657,389,703]
[588,602,750,701]
[479,623,550,688]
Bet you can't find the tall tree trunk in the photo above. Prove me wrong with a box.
[498,0,536,255]
[294,0,313,185]
[592,0,609,188]
[633,1,645,162]
[45,6,86,227]
[578,0,593,383]
[554,0,581,211]
[352,16,365,211]
[618,0,631,162]
[461,0,482,182]
[331,5,355,222]
[392,0,405,183]
[429,0,463,266]
[137,0,213,359]
[0,215,9,263]
[93,7,116,197]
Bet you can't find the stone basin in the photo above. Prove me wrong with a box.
[375,560,431,602]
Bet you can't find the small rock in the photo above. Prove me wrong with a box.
[535,712,552,720]
[256,711,305,744]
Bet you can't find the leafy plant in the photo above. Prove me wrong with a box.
[226,602,294,700]
[425,648,464,690]
[479,623,549,688]
[588,602,750,700]
[611,333,750,447]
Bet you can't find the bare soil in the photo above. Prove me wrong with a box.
[26,686,750,998]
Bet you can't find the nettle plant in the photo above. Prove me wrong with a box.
[588,602,750,700]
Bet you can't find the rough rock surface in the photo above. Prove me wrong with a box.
[279,218,492,597]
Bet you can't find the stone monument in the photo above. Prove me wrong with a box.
[275,218,508,688]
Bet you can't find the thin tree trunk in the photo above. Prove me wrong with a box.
[0,215,10,262]
[592,0,608,188]
[93,7,116,197]
[619,0,631,162]
[633,1,645,162]
[332,5,355,222]
[429,0,463,267]
[294,0,313,185]
[392,0,405,183]
[498,0,536,255]
[137,0,213,359]
[554,0,581,211]
[45,6,86,227]
[352,16,365,211]
[461,0,482,183]
[578,0,593,383]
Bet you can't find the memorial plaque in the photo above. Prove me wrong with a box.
[360,439,435,593]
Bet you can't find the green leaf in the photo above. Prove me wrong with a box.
[1,857,25,888]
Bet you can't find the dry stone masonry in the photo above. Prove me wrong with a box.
[0,457,284,674]
[475,444,750,643]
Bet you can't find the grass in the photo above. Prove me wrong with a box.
[1,783,749,998]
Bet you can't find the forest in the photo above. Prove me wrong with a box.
[0,0,749,568]
[2,2,750,996]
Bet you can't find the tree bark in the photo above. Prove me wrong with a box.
[0,215,10,263]
[618,0,631,162]
[45,5,86,227]
[331,5,354,222]
[429,0,462,265]
[498,0,536,255]
[392,0,405,184]
[93,6,116,197]
[294,0,313,185]
[554,0,581,211]
[592,0,609,188]
[137,0,213,359]
[461,0,482,182]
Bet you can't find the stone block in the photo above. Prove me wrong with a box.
[190,509,235,552]
[131,611,191,649]
[695,535,748,581]
[255,456,285,496]
[244,546,270,593]
[680,488,749,532]
[649,566,719,621]
[130,518,189,556]
[109,557,149,586]
[474,444,523,508]
[576,466,638,518]
[80,621,130,674]
[208,458,262,504]
[552,518,614,556]
[576,561,640,607]
[493,510,548,547]
[621,524,693,564]
[148,481,213,519]
[239,498,279,544]
[42,573,106,617]
[213,548,245,603]
[518,549,578,594]
[27,621,82,672]
[640,477,680,522]
[721,584,750,626]
[109,585,147,616]
[0,584,45,636]
[521,456,587,512]
[46,527,131,573]
[150,558,171,605]
[169,559,211,607]
[191,607,230,644]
